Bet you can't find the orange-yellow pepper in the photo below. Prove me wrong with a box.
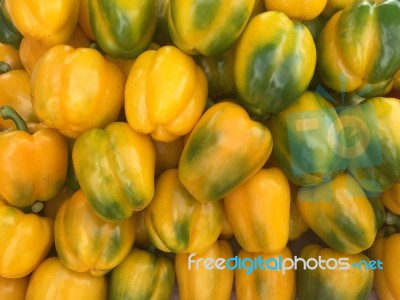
[0,106,68,207]
[0,68,37,130]
[381,183,400,215]
[264,0,327,20]
[0,200,53,278]
[369,233,400,300]
[125,45,207,142]
[31,44,125,138]
[0,43,22,70]
[224,167,291,253]
[7,0,80,46]
[25,257,107,300]
[0,275,29,300]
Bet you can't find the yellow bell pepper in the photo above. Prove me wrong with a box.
[296,173,377,255]
[176,240,234,300]
[264,0,327,21]
[78,0,96,41]
[125,45,207,142]
[178,101,273,203]
[0,68,37,130]
[145,169,223,253]
[298,244,374,300]
[7,0,80,46]
[235,247,296,300]
[0,106,68,207]
[224,167,290,253]
[368,233,400,300]
[31,44,125,138]
[54,190,136,276]
[0,275,29,300]
[25,257,107,300]
[0,43,22,70]
[381,183,400,215]
[109,248,175,300]
[19,26,92,76]
[0,200,53,278]
[73,122,155,222]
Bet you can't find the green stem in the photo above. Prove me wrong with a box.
[0,105,29,132]
[0,61,12,74]
[384,211,400,227]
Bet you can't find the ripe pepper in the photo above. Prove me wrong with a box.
[175,240,234,300]
[145,169,223,253]
[178,101,272,203]
[0,275,29,300]
[0,67,37,130]
[168,0,255,56]
[224,167,291,253]
[7,0,79,46]
[88,0,156,59]
[73,122,155,222]
[339,97,400,193]
[381,183,400,215]
[0,106,68,207]
[25,257,107,300]
[368,233,400,300]
[318,0,400,98]
[55,190,136,276]
[0,0,22,48]
[234,11,316,116]
[31,44,125,138]
[0,43,22,70]
[235,247,296,300]
[296,173,377,255]
[109,248,175,300]
[0,200,53,278]
[78,0,96,41]
[264,0,327,21]
[297,244,374,300]
[125,46,207,142]
[267,91,346,186]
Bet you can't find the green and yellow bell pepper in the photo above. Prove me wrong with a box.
[73,122,155,222]
[178,101,272,203]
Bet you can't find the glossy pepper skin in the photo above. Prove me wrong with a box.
[0,106,68,207]
[234,11,316,116]
[339,97,400,193]
[318,0,400,98]
[55,190,137,276]
[176,240,234,300]
[73,122,155,222]
[381,183,400,215]
[25,257,107,300]
[296,173,376,254]
[264,0,327,21]
[297,244,374,300]
[0,43,22,69]
[0,0,22,48]
[125,46,207,142]
[235,247,296,300]
[145,169,223,253]
[7,0,79,46]
[0,275,29,300]
[368,233,400,300]
[168,0,254,56]
[31,44,125,138]
[267,91,346,186]
[0,200,54,278]
[0,68,37,130]
[88,0,156,59]
[178,101,273,203]
[109,248,175,300]
[224,167,290,253]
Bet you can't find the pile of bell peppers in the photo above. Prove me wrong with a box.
[1,0,400,299]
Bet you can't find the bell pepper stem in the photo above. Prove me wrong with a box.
[384,211,400,227]
[0,105,29,132]
[0,61,12,74]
